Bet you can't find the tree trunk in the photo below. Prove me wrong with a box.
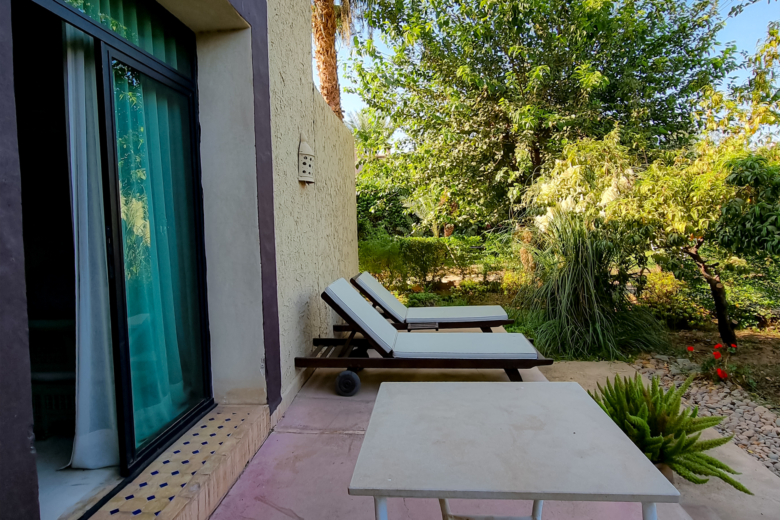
[682,239,737,345]
[312,0,343,119]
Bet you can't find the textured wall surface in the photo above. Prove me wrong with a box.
[197,28,268,405]
[267,0,358,398]
[0,0,42,515]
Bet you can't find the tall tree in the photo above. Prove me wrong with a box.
[350,0,735,225]
[312,0,373,119]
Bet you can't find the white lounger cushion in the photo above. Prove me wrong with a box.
[393,332,537,359]
[353,272,408,322]
[324,278,536,360]
[405,305,508,323]
[325,278,399,354]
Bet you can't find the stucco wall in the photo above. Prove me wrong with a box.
[266,0,358,398]
[197,28,268,405]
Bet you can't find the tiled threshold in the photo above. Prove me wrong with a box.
[82,404,273,520]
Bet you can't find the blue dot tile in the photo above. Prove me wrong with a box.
[234,426,237,429]
[139,483,147,488]
[169,496,175,501]
[173,450,180,454]
[192,450,199,454]
[181,483,186,488]
[172,471,180,476]
[232,413,236,415]
[182,460,189,464]
[146,495,155,501]
[219,442,223,445]
[209,418,214,421]
[151,470,159,476]
[193,433,199,436]
[110,509,119,515]
[125,495,134,500]
[201,425,207,428]
[218,426,223,429]
[210,433,216,437]
[155,512,161,517]
[132,510,142,516]
[160,483,168,488]
[227,434,231,437]
[191,471,196,475]
[184,441,190,445]
[202,461,206,464]
[210,451,215,454]
[201,441,208,445]
[163,460,170,464]
[226,418,231,421]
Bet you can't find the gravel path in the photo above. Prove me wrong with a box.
[632,354,780,479]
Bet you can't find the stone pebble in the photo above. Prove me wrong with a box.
[633,355,780,479]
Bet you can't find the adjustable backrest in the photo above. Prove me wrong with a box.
[352,272,408,323]
[324,278,398,355]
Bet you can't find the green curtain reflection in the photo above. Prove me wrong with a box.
[113,61,204,448]
[65,0,191,76]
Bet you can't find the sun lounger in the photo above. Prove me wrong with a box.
[350,272,512,332]
[294,278,553,396]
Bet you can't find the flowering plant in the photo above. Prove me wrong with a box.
[701,341,738,381]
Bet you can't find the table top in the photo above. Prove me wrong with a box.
[349,382,680,503]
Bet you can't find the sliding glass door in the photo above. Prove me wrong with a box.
[22,0,213,476]
[111,59,206,449]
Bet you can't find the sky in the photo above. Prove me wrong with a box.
[313,1,780,118]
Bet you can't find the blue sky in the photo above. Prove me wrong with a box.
[314,1,780,117]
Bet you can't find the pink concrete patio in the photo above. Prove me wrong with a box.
[211,367,693,520]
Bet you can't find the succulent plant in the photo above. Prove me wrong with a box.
[589,374,751,494]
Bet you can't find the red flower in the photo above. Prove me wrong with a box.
[717,368,728,379]
[714,343,722,349]
[713,351,722,360]
[730,343,737,349]
[687,346,695,352]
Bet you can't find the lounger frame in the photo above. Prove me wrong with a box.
[294,292,554,382]
[349,275,515,331]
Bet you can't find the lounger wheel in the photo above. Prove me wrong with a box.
[335,370,361,396]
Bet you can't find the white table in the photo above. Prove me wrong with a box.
[349,382,679,520]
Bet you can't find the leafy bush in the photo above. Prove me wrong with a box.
[406,292,440,307]
[639,271,710,329]
[398,237,449,285]
[517,211,668,359]
[444,236,483,278]
[358,232,408,290]
[590,374,751,494]
[356,181,413,238]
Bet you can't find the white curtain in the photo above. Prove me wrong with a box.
[64,24,120,470]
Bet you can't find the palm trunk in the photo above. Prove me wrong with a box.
[682,239,737,345]
[312,0,343,119]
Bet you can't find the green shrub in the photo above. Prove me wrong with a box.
[639,271,710,329]
[358,232,408,290]
[356,181,413,238]
[590,374,751,494]
[444,236,483,278]
[406,292,440,307]
[398,237,449,285]
[518,211,668,359]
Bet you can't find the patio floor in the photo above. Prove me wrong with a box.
[211,366,695,520]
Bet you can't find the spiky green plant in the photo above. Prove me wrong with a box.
[589,374,752,494]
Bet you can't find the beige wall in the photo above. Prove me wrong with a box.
[267,0,359,400]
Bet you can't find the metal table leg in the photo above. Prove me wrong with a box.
[531,500,543,520]
[438,498,544,520]
[642,502,657,520]
[375,496,388,520]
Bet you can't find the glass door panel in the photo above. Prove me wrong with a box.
[111,60,205,449]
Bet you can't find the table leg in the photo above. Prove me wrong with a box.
[642,503,657,520]
[374,496,388,520]
[531,499,543,520]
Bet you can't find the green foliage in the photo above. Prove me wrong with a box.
[639,271,710,329]
[350,0,734,224]
[358,231,408,290]
[398,237,449,285]
[717,152,780,255]
[590,374,751,494]
[444,236,483,278]
[356,180,412,238]
[406,292,440,308]
[517,211,668,358]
